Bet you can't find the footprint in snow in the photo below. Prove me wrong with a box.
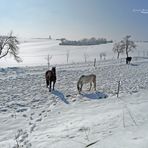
[30,123,36,133]
[36,117,42,122]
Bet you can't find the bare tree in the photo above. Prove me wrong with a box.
[46,54,52,69]
[121,35,136,58]
[100,52,106,60]
[84,52,88,63]
[100,53,103,60]
[113,41,124,59]
[66,50,70,64]
[103,52,106,60]
[94,58,96,68]
[0,32,22,62]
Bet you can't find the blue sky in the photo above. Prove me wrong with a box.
[0,0,148,40]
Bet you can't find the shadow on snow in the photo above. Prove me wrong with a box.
[81,91,108,100]
[52,90,69,104]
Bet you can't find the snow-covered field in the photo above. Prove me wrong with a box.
[0,39,148,148]
[1,57,148,148]
[0,38,148,67]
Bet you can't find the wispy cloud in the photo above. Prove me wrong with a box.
[133,9,148,14]
[141,9,148,14]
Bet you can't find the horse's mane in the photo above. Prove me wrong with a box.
[51,67,56,75]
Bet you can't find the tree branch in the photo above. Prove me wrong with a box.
[0,48,10,59]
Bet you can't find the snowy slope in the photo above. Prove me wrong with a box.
[0,58,148,148]
[1,38,148,67]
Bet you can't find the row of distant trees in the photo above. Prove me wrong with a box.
[59,37,113,46]
[0,32,137,65]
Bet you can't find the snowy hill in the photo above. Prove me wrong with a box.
[0,58,148,148]
[1,38,148,67]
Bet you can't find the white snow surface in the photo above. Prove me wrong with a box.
[0,38,148,67]
[1,58,148,148]
[1,38,148,148]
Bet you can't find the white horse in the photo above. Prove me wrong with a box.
[77,74,96,93]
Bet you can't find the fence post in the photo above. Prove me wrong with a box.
[117,80,121,98]
[94,58,96,68]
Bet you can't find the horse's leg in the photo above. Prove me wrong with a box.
[80,83,83,92]
[53,81,55,91]
[46,79,49,88]
[94,81,96,91]
[89,83,92,91]
[93,76,96,91]
[126,59,128,64]
[49,81,52,92]
[79,83,82,93]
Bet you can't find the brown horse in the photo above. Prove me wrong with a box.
[45,67,56,92]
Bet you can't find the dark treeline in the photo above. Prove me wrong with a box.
[59,37,113,46]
